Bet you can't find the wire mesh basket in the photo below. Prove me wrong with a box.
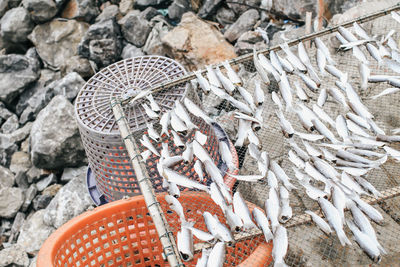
[36,192,273,267]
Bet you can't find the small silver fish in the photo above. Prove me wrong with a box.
[305,210,332,235]
[288,150,305,169]
[194,70,211,95]
[254,80,265,107]
[295,132,324,142]
[392,11,400,24]
[215,66,235,95]
[337,167,371,177]
[235,119,251,147]
[164,168,208,191]
[278,55,295,73]
[207,242,225,267]
[280,42,307,72]
[275,109,294,138]
[170,109,188,133]
[288,138,310,161]
[312,104,336,128]
[317,88,327,107]
[182,142,193,163]
[351,195,383,223]
[247,127,261,148]
[238,86,256,111]
[341,172,366,195]
[303,140,322,158]
[175,101,198,130]
[320,147,337,162]
[219,141,235,172]
[317,48,327,76]
[325,65,348,82]
[336,115,351,144]
[312,118,339,144]
[189,227,215,243]
[203,212,233,243]
[366,43,382,66]
[271,160,296,191]
[270,50,284,75]
[338,26,358,42]
[206,65,222,88]
[147,123,160,142]
[168,182,180,198]
[222,60,241,85]
[161,143,170,159]
[332,185,346,224]
[267,170,279,189]
[318,197,351,246]
[315,37,335,65]
[142,103,159,119]
[279,186,292,223]
[271,91,283,111]
[160,112,170,137]
[183,98,213,125]
[196,248,211,267]
[227,173,265,182]
[297,71,319,91]
[304,162,329,185]
[209,182,228,213]
[354,176,382,199]
[346,219,381,262]
[146,94,161,113]
[233,191,258,229]
[265,187,280,233]
[280,72,294,110]
[335,32,349,45]
[165,194,186,222]
[272,225,288,266]
[195,131,208,146]
[194,159,204,181]
[352,22,371,40]
[141,150,152,162]
[226,95,253,114]
[171,130,185,148]
[140,134,160,156]
[359,63,370,91]
[177,221,194,261]
[353,46,369,64]
[294,81,309,102]
[253,207,273,241]
[346,119,370,137]
[253,49,270,85]
[258,53,281,82]
[370,87,400,100]
[300,179,328,200]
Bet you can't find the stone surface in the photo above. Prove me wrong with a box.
[0,187,24,218]
[224,9,260,43]
[43,166,92,228]
[197,0,222,19]
[0,7,34,43]
[17,209,54,255]
[61,0,99,22]
[15,171,29,189]
[36,173,56,191]
[29,19,89,69]
[1,122,32,147]
[32,194,53,210]
[0,103,13,126]
[95,4,119,22]
[135,0,166,7]
[119,0,133,15]
[42,183,62,196]
[22,184,37,211]
[22,0,57,23]
[26,166,49,184]
[60,56,94,79]
[0,0,9,18]
[121,43,144,59]
[227,0,261,15]
[10,212,25,242]
[216,7,236,26]
[0,54,40,105]
[78,18,122,68]
[234,30,268,55]
[272,0,313,19]
[51,72,85,101]
[0,165,14,188]
[9,152,31,175]
[118,10,152,47]
[60,167,86,183]
[30,95,86,170]
[162,12,236,70]
[143,16,171,56]
[0,134,18,166]
[168,0,191,20]
[0,244,29,267]
[141,6,158,20]
[1,114,18,134]
[17,70,60,125]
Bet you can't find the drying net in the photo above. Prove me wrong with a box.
[74,6,400,267]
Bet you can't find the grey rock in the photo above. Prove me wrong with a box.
[95,4,119,22]
[36,173,56,191]
[32,194,52,210]
[61,0,99,23]
[2,122,32,146]
[227,0,261,15]
[0,103,13,126]
[42,183,62,196]
[43,166,93,228]
[8,0,21,8]
[0,54,40,105]
[15,172,29,189]
[234,30,268,55]
[118,11,151,47]
[0,0,8,18]
[141,6,158,20]
[0,244,29,267]
[143,17,171,56]
[168,0,191,20]
[135,0,166,7]
[1,114,18,134]
[0,165,14,188]
[60,167,86,183]
[30,95,86,170]
[10,152,31,175]
[78,19,122,68]
[9,212,25,242]
[60,56,95,79]
[0,7,34,43]
[0,187,24,218]
[198,0,222,19]
[23,184,37,210]
[17,70,60,125]
[224,9,260,43]
[22,0,57,23]
[272,0,313,19]
[51,72,85,101]
[29,19,89,70]
[25,47,41,68]
[121,43,144,59]
[29,255,37,267]
[0,134,18,166]
[26,166,49,184]
[17,209,54,255]
[119,0,134,15]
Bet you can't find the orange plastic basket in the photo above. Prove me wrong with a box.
[37,192,273,267]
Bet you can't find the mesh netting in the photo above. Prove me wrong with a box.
[74,8,400,267]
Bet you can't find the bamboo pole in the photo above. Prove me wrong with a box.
[193,185,400,252]
[121,2,400,106]
[111,98,183,267]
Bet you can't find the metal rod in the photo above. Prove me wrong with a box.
[111,98,184,267]
[193,185,400,252]
[121,3,400,106]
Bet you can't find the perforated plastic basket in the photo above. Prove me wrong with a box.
[37,192,273,267]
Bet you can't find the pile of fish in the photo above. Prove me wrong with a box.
[134,12,400,267]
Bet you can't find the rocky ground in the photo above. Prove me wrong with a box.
[0,0,395,266]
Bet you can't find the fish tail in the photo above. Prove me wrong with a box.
[337,229,352,246]
[377,243,387,255]
[284,182,297,191]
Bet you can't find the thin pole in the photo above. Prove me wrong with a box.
[111,98,184,267]
[121,2,400,106]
